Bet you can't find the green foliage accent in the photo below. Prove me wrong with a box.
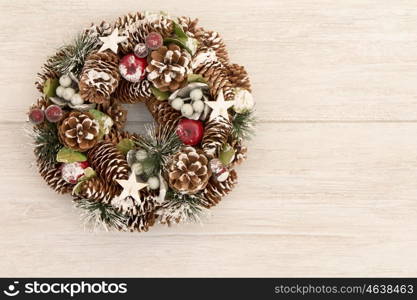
[116,138,135,155]
[134,124,182,178]
[89,109,113,139]
[231,110,256,141]
[187,74,207,84]
[151,86,170,101]
[43,78,59,97]
[75,199,128,231]
[49,33,99,77]
[163,38,193,54]
[219,143,236,165]
[173,22,188,40]
[33,122,62,165]
[56,147,87,163]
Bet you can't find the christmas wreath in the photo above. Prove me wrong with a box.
[28,11,255,232]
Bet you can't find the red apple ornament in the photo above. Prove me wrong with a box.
[119,54,147,82]
[176,119,204,146]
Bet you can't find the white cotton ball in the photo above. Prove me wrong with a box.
[135,149,148,161]
[192,100,205,113]
[63,87,75,101]
[171,98,184,110]
[147,176,160,190]
[190,88,203,101]
[56,86,65,98]
[70,94,84,106]
[59,75,72,88]
[131,163,143,175]
[181,103,194,117]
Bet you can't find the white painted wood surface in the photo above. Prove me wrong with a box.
[1,0,417,277]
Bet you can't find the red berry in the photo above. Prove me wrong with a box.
[79,161,90,169]
[176,119,204,146]
[145,32,163,50]
[28,108,45,124]
[119,54,147,82]
[45,105,63,123]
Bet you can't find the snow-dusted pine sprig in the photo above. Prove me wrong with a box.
[158,190,208,224]
[49,32,100,77]
[31,122,62,165]
[75,199,128,231]
[134,124,182,177]
[231,110,256,141]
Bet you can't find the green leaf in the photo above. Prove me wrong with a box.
[88,109,113,139]
[56,147,87,163]
[219,143,236,165]
[173,22,188,40]
[187,74,207,84]
[43,78,59,97]
[151,86,170,101]
[116,138,135,155]
[163,38,193,54]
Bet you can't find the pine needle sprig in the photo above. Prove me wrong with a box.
[231,110,256,141]
[49,32,100,77]
[159,190,208,224]
[32,122,62,165]
[135,124,182,177]
[75,199,128,231]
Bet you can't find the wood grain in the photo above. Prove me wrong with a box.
[1,0,417,277]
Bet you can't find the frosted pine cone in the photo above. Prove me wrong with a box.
[200,169,238,208]
[104,103,127,130]
[167,146,212,194]
[58,111,100,152]
[145,97,181,131]
[201,116,232,158]
[227,64,251,92]
[76,176,121,203]
[37,159,73,194]
[103,129,139,146]
[113,78,151,104]
[79,51,120,104]
[88,141,129,184]
[146,44,191,92]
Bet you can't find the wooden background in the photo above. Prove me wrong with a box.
[1,0,417,277]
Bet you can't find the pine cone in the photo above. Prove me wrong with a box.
[177,17,204,40]
[199,30,229,65]
[116,13,174,53]
[192,48,234,100]
[167,146,212,194]
[201,117,232,158]
[58,111,100,152]
[103,103,127,130]
[146,44,191,92]
[103,129,139,145]
[112,189,158,232]
[37,159,72,194]
[227,64,251,92]
[83,21,113,38]
[146,97,181,131]
[35,49,65,93]
[88,141,129,184]
[76,176,121,203]
[200,169,238,208]
[79,51,120,104]
[31,96,51,111]
[230,141,247,168]
[113,78,151,104]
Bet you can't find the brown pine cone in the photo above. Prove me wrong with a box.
[113,78,151,104]
[88,141,129,184]
[116,12,174,53]
[146,97,181,131]
[177,17,204,40]
[79,51,120,104]
[58,111,100,152]
[193,49,234,100]
[103,129,139,145]
[37,158,72,194]
[227,64,251,92]
[126,211,157,232]
[201,117,232,158]
[83,21,113,38]
[35,49,65,93]
[31,96,51,111]
[103,103,127,130]
[230,141,248,168]
[167,146,212,194]
[76,176,121,203]
[146,44,191,92]
[200,169,238,208]
[199,30,229,65]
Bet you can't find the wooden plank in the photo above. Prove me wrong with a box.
[2,0,417,121]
